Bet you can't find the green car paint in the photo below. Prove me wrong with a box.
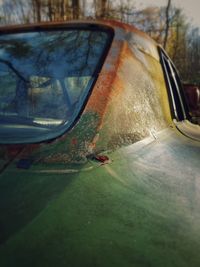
[0,129,200,267]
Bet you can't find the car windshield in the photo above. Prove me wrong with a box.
[0,28,111,143]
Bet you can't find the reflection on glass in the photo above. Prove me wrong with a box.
[0,29,111,143]
[183,84,200,124]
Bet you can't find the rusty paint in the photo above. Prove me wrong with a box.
[86,40,125,115]
[71,138,78,146]
[85,40,130,140]
[93,154,110,163]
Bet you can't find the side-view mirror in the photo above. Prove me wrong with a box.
[182,83,200,124]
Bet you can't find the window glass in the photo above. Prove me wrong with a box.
[159,49,188,121]
[0,29,112,143]
[182,84,200,124]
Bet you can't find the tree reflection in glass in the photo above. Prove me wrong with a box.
[0,29,111,143]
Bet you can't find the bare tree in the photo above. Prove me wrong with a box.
[185,28,200,83]
[94,0,110,18]
[72,0,80,19]
[32,0,42,22]
[163,0,171,49]
[47,0,53,21]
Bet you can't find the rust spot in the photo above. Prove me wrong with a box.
[93,154,110,164]
[71,138,78,145]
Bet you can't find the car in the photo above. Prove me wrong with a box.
[0,20,200,267]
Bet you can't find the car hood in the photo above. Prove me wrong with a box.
[0,127,200,266]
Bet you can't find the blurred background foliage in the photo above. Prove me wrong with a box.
[0,0,199,84]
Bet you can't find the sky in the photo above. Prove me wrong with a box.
[135,0,200,27]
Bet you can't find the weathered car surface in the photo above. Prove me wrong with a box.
[0,20,200,267]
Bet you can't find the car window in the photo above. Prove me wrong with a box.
[159,48,189,121]
[182,84,200,124]
[0,28,112,143]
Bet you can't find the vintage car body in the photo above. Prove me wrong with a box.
[0,20,200,267]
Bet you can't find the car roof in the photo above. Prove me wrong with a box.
[0,19,159,60]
